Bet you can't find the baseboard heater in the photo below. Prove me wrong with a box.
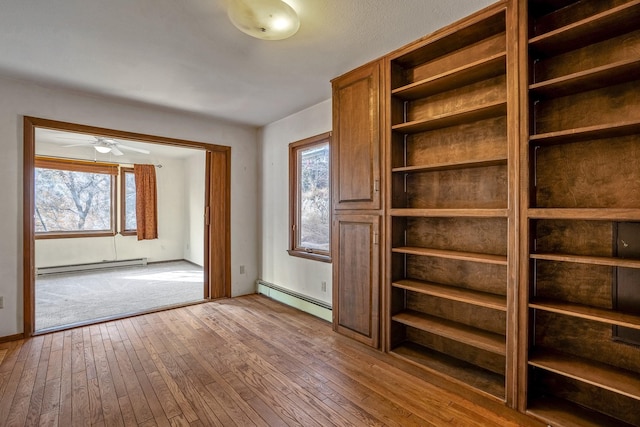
[256,279,332,322]
[37,258,148,276]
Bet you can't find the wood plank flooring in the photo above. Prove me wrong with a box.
[0,295,542,426]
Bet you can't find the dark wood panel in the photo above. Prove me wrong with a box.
[405,34,506,87]
[534,261,613,308]
[533,311,640,372]
[534,81,640,134]
[530,0,633,37]
[407,75,506,123]
[406,328,506,376]
[534,135,640,208]
[406,165,508,209]
[405,217,507,256]
[532,28,640,83]
[407,292,506,335]
[332,61,381,210]
[333,215,380,348]
[401,116,507,169]
[406,255,507,296]
[529,369,640,426]
[534,220,613,256]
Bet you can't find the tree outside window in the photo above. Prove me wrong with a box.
[34,157,116,238]
[121,168,137,234]
[288,132,331,262]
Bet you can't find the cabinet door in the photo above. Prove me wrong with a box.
[332,61,381,211]
[332,214,380,348]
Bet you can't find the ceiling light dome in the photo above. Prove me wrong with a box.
[227,0,300,41]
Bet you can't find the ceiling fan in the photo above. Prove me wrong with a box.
[61,136,151,156]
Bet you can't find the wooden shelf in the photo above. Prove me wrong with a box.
[392,310,506,355]
[530,120,640,145]
[391,342,505,401]
[530,298,640,330]
[392,101,506,134]
[527,397,636,427]
[529,349,640,401]
[393,279,506,311]
[393,246,508,265]
[529,1,640,55]
[391,157,506,173]
[393,53,506,100]
[528,208,640,221]
[390,208,508,218]
[530,57,640,98]
[531,253,640,269]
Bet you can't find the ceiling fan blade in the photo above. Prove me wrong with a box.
[110,146,124,156]
[62,143,92,148]
[118,145,151,154]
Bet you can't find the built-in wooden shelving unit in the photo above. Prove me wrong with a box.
[386,3,515,403]
[524,1,640,425]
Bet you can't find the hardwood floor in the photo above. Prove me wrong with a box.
[0,295,542,426]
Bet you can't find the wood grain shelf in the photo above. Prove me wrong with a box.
[391,157,506,173]
[530,57,640,98]
[527,397,636,427]
[392,101,506,134]
[392,310,506,355]
[529,349,640,401]
[393,246,508,265]
[530,253,640,269]
[390,208,509,218]
[530,298,640,330]
[391,342,505,401]
[529,120,640,145]
[393,53,506,100]
[527,208,640,221]
[529,1,640,55]
[393,279,506,311]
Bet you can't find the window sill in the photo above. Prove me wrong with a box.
[287,249,332,263]
[35,231,116,240]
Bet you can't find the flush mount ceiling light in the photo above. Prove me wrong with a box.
[227,0,300,41]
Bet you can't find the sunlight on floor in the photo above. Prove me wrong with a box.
[124,270,203,282]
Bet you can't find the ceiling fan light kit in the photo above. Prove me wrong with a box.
[227,0,300,41]
[94,145,112,154]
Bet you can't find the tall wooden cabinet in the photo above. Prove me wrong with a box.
[521,0,640,425]
[332,60,384,348]
[330,0,640,424]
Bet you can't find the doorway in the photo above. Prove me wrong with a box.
[23,117,231,336]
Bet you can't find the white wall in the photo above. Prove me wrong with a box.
[0,75,258,338]
[258,99,332,305]
[183,151,206,266]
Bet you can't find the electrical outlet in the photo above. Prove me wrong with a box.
[0,296,3,309]
[321,281,327,292]
[239,265,245,274]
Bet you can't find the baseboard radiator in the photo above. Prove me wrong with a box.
[37,258,148,276]
[256,279,332,322]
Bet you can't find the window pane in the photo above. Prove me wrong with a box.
[298,143,330,251]
[124,171,137,230]
[35,168,112,232]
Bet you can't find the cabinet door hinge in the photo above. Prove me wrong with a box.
[373,232,379,245]
[374,179,380,192]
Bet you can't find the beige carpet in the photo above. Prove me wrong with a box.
[36,260,204,331]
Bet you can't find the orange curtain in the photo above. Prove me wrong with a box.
[134,164,158,240]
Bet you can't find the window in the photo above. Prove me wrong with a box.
[288,132,331,262]
[121,168,137,235]
[35,157,117,238]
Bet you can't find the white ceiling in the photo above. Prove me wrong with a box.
[0,0,494,127]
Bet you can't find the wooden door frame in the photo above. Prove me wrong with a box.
[23,116,231,337]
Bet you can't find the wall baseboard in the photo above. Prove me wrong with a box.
[256,280,332,322]
[37,257,148,275]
